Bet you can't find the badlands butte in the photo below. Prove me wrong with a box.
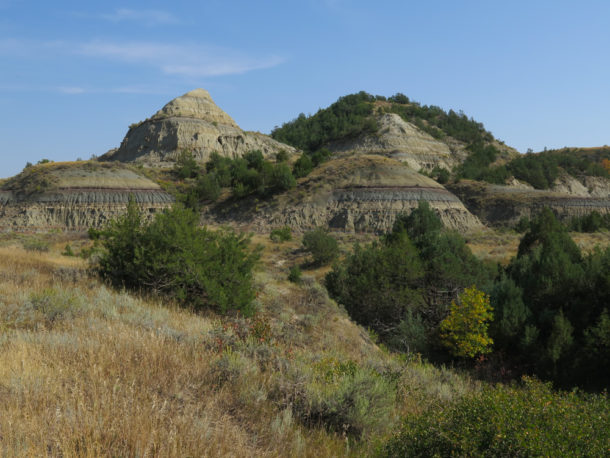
[1,89,610,232]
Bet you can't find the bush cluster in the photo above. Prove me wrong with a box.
[96,200,260,315]
[459,147,610,189]
[271,92,378,152]
[566,210,610,232]
[494,208,610,388]
[205,150,296,199]
[387,100,493,145]
[269,226,292,242]
[326,202,492,357]
[171,150,297,210]
[382,377,609,457]
[302,228,339,266]
[327,203,610,389]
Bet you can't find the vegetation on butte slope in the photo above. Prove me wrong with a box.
[271,91,610,193]
[1,201,608,456]
[0,226,484,456]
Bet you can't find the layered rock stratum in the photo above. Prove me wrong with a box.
[102,89,296,165]
[210,155,482,233]
[0,162,173,230]
[448,177,610,227]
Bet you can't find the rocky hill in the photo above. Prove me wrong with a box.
[271,92,518,173]
[271,92,610,228]
[326,113,463,172]
[102,89,296,166]
[210,154,482,233]
[3,89,609,233]
[0,162,173,230]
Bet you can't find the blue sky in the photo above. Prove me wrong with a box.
[1,0,609,177]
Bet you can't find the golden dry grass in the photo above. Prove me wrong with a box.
[0,230,480,457]
[0,235,394,456]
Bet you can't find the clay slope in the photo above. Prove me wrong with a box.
[448,176,610,227]
[103,89,296,165]
[328,113,464,172]
[0,162,173,230]
[211,155,481,233]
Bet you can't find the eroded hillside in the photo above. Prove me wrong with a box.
[0,161,173,230]
[209,154,482,233]
[102,89,297,165]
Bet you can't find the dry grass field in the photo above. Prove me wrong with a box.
[0,231,476,457]
[465,228,610,264]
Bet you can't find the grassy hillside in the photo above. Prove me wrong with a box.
[0,230,482,456]
[1,212,608,455]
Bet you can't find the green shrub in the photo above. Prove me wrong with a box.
[270,163,296,192]
[195,173,221,202]
[567,210,610,232]
[497,208,610,388]
[288,265,301,283]
[382,377,609,457]
[302,228,339,266]
[292,154,314,178]
[310,148,331,167]
[508,152,559,189]
[514,215,530,233]
[270,226,292,242]
[429,166,450,184]
[22,238,50,252]
[173,150,200,179]
[96,200,260,315]
[328,202,493,357]
[456,143,509,184]
[203,151,296,198]
[62,244,75,257]
[326,236,423,343]
[275,150,289,162]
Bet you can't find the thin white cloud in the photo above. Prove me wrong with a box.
[0,37,284,78]
[162,57,284,77]
[77,40,285,77]
[100,8,179,26]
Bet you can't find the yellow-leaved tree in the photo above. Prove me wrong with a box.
[439,286,493,358]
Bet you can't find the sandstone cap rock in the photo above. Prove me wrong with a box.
[151,88,239,128]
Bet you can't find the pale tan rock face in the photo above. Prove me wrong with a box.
[327,113,462,172]
[551,172,591,197]
[582,176,610,197]
[105,89,296,165]
[151,89,239,127]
